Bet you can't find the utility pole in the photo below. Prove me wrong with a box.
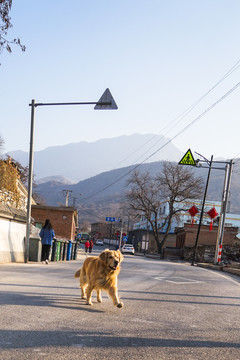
[214,160,234,264]
[63,190,72,207]
[191,155,213,266]
[71,196,78,207]
[179,150,234,266]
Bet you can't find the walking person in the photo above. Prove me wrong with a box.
[39,219,55,264]
[85,239,90,253]
[89,239,94,253]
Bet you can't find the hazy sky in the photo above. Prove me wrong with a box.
[1,0,240,164]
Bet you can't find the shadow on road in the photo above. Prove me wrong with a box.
[0,329,239,349]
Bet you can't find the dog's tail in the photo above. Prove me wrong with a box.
[74,268,81,278]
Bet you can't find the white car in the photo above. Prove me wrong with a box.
[121,244,135,255]
[95,239,104,246]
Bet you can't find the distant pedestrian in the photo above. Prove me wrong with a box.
[89,239,94,253]
[85,240,90,253]
[39,219,55,264]
[137,242,141,253]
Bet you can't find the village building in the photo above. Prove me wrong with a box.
[0,158,37,263]
[31,205,78,241]
[130,198,240,260]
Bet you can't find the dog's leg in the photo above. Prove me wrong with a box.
[108,287,123,308]
[86,285,94,305]
[81,284,87,299]
[80,270,87,300]
[97,290,102,303]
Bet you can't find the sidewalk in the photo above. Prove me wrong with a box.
[197,262,240,277]
[135,251,240,277]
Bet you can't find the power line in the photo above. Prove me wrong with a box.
[112,57,240,169]
[80,80,240,202]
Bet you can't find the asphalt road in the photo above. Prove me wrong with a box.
[0,247,239,360]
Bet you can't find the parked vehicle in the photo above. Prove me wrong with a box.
[77,233,90,243]
[121,244,135,255]
[95,239,104,246]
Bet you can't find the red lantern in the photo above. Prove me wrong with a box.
[188,205,199,226]
[207,207,219,231]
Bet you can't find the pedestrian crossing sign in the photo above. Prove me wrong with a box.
[178,149,196,166]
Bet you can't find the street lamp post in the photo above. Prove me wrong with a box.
[25,89,118,263]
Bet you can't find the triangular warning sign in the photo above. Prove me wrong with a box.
[178,149,196,166]
[94,88,118,110]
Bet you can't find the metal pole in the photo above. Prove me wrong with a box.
[119,219,123,250]
[191,155,213,266]
[214,164,228,264]
[144,220,148,256]
[25,100,35,263]
[214,160,234,264]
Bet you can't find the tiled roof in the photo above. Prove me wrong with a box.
[0,204,27,222]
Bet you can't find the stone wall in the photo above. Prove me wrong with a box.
[184,244,240,263]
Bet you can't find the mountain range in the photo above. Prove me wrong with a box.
[6,134,183,182]
[35,158,240,224]
[5,133,240,225]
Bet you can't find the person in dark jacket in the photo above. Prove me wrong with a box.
[89,239,94,253]
[39,219,55,264]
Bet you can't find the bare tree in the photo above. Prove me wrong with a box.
[79,220,91,233]
[126,170,164,253]
[126,162,204,254]
[0,0,25,58]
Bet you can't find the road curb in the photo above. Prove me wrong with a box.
[197,262,240,277]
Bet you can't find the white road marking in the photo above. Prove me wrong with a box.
[153,276,204,284]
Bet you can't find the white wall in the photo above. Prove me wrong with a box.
[0,218,26,263]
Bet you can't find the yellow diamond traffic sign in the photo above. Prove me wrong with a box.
[178,149,196,166]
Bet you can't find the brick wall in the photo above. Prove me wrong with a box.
[31,205,77,240]
[176,223,239,248]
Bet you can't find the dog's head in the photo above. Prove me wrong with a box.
[99,249,123,271]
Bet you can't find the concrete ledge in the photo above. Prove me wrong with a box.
[223,267,240,276]
[197,263,223,271]
[197,262,240,277]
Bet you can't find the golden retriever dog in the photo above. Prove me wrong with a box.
[74,249,124,308]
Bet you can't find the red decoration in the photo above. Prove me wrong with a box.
[188,205,199,217]
[188,205,199,226]
[207,207,219,231]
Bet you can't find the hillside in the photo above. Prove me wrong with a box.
[35,159,240,224]
[6,133,183,182]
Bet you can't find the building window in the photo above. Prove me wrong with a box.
[35,222,43,229]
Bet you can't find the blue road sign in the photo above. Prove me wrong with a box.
[123,236,128,242]
[106,217,121,222]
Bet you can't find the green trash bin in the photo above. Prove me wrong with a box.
[59,240,64,261]
[56,241,61,261]
[29,237,42,262]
